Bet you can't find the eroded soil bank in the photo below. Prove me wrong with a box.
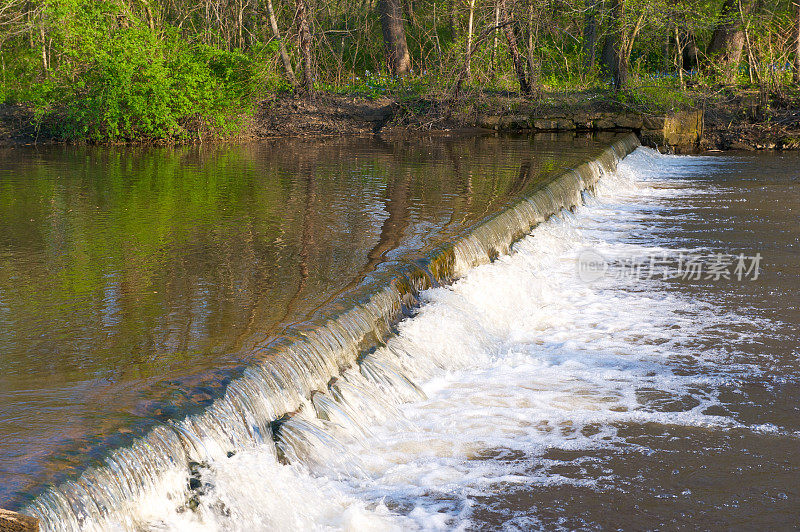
[2,90,798,151]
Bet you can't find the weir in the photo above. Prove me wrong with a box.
[14,133,640,530]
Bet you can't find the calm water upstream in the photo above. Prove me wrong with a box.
[0,133,619,509]
[1,135,799,530]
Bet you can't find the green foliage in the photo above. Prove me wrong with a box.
[0,0,797,141]
[0,0,267,141]
[61,28,259,141]
[614,79,697,113]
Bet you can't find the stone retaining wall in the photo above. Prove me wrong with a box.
[477,110,703,153]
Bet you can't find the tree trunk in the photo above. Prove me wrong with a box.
[405,0,416,27]
[499,0,531,94]
[600,0,627,89]
[492,1,500,69]
[449,0,457,39]
[583,0,598,71]
[451,19,511,100]
[707,0,746,83]
[237,0,245,48]
[616,55,629,91]
[675,26,685,87]
[601,0,639,90]
[266,0,298,88]
[296,0,314,94]
[682,31,699,72]
[794,0,800,83]
[527,4,537,82]
[466,0,475,76]
[600,32,616,80]
[142,0,156,32]
[379,0,412,75]
[39,25,47,72]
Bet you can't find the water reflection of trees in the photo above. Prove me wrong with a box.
[0,134,609,505]
[0,136,598,383]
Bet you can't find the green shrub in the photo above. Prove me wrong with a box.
[53,27,258,141]
[1,0,262,141]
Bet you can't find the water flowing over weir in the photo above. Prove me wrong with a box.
[22,134,640,530]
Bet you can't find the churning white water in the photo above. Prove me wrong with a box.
[34,147,782,531]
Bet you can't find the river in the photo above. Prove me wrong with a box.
[1,135,798,529]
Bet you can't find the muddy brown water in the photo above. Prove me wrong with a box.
[466,150,800,530]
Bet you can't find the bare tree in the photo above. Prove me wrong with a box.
[449,0,458,38]
[794,0,800,83]
[296,0,314,94]
[379,0,412,75]
[492,0,499,68]
[499,0,532,94]
[451,19,512,99]
[266,0,298,88]
[600,0,624,88]
[707,0,747,82]
[583,0,599,71]
[600,0,645,90]
[466,0,476,76]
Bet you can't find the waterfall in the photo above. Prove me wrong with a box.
[23,134,640,530]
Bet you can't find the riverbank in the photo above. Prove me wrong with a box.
[2,88,799,152]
